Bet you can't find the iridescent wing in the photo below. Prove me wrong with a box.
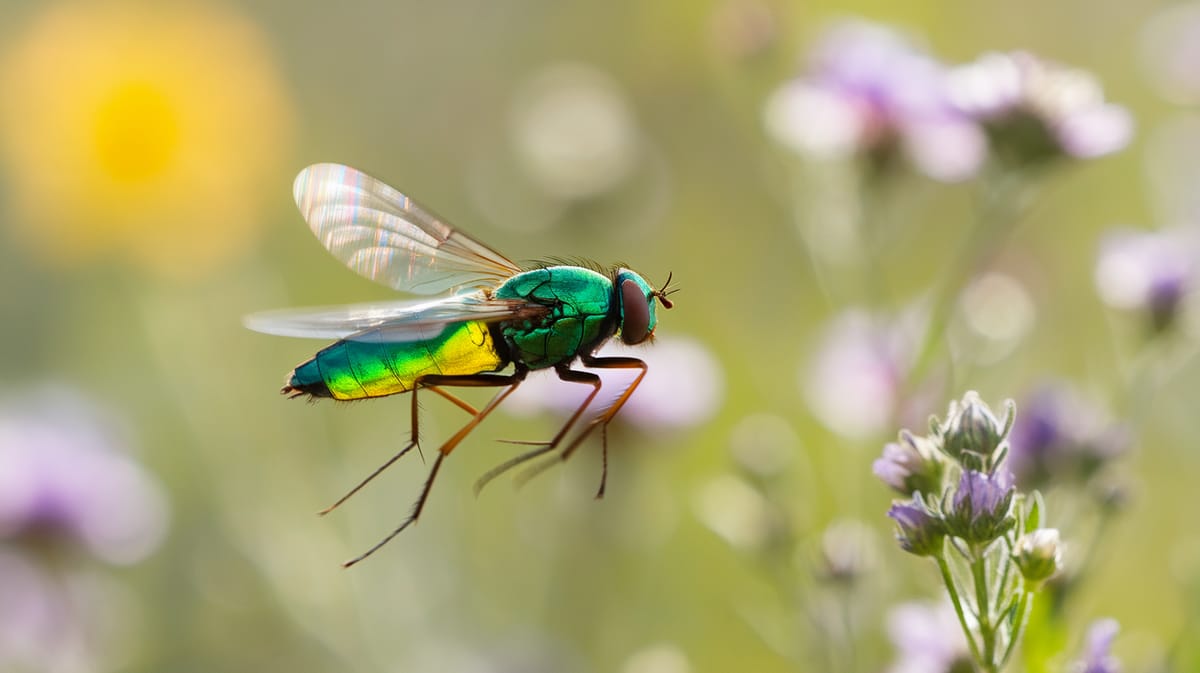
[294,163,523,294]
[243,292,549,342]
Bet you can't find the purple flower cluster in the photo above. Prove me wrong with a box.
[1007,383,1130,490]
[948,51,1133,162]
[0,387,167,564]
[765,19,985,182]
[0,386,167,672]
[876,393,1020,550]
[767,19,1130,179]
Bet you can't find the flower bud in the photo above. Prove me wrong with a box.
[937,391,1014,467]
[887,494,945,557]
[1013,528,1062,586]
[944,469,1016,544]
[873,430,946,496]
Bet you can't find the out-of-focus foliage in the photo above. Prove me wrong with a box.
[0,1,1197,672]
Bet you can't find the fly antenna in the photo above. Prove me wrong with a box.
[653,271,678,309]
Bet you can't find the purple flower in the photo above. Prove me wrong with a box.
[945,469,1015,544]
[1071,619,1121,673]
[887,495,944,557]
[948,51,1133,163]
[764,18,985,182]
[884,601,972,673]
[1008,383,1130,490]
[0,386,168,565]
[873,430,944,496]
[1094,227,1196,332]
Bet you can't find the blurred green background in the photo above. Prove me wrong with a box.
[0,1,1197,671]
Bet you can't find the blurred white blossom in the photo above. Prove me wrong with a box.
[818,518,878,582]
[692,475,773,551]
[621,643,692,673]
[510,63,640,201]
[1141,2,1200,104]
[728,413,799,479]
[803,308,920,440]
[955,272,1036,363]
[885,601,972,673]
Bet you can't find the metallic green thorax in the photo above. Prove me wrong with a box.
[493,266,618,370]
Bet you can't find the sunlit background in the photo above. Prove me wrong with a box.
[0,1,1197,671]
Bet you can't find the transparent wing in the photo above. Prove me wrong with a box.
[294,163,524,294]
[243,292,548,342]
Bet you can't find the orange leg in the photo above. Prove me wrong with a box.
[318,381,481,516]
[341,370,527,567]
[473,364,604,495]
[515,355,648,498]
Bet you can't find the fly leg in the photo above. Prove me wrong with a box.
[516,355,648,498]
[342,369,527,568]
[473,364,603,495]
[317,382,481,516]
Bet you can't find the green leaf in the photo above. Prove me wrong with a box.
[1025,491,1044,533]
[1020,596,1068,673]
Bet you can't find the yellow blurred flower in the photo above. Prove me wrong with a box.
[0,2,292,278]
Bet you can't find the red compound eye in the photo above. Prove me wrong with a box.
[620,278,651,345]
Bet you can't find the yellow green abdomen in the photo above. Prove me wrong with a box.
[286,321,505,400]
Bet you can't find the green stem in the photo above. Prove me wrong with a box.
[906,173,1030,391]
[837,583,857,673]
[936,552,985,667]
[994,538,1014,604]
[1053,504,1114,618]
[971,546,998,671]
[999,591,1034,669]
[858,163,901,309]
